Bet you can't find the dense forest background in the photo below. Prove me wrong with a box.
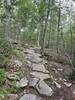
[0,0,75,99]
[0,0,75,64]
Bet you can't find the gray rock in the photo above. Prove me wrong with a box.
[7,73,20,81]
[16,77,28,88]
[25,50,41,56]
[31,63,49,73]
[33,53,41,57]
[42,59,47,64]
[24,49,34,54]
[36,80,53,96]
[26,60,32,67]
[26,54,33,60]
[54,81,61,88]
[27,54,43,64]
[57,68,63,71]
[19,94,38,100]
[30,57,43,63]
[30,71,50,80]
[29,77,39,87]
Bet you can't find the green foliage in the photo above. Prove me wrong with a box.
[38,0,47,16]
[14,49,26,63]
[7,86,19,93]
[0,34,13,65]
[69,70,75,81]
[7,80,20,93]
[0,69,6,85]
[0,88,8,100]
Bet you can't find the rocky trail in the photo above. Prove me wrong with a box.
[3,46,75,100]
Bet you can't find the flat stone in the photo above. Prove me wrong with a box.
[29,77,39,87]
[19,94,38,100]
[36,80,53,96]
[7,73,20,81]
[31,57,43,63]
[33,53,41,57]
[26,54,33,59]
[27,54,43,64]
[16,77,28,88]
[51,61,63,68]
[31,63,49,73]
[30,71,50,80]
[24,49,34,54]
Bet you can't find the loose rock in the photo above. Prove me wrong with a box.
[64,82,72,87]
[57,68,63,71]
[54,81,61,88]
[26,60,32,68]
[7,73,20,81]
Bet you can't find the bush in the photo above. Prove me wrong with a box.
[0,35,13,65]
[0,88,8,100]
[0,69,6,85]
[69,69,75,81]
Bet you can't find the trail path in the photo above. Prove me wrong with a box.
[5,46,75,100]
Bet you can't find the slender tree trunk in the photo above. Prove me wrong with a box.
[57,0,61,53]
[4,0,11,39]
[41,0,50,55]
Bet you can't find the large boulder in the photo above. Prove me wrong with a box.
[19,94,39,100]
[36,80,53,96]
